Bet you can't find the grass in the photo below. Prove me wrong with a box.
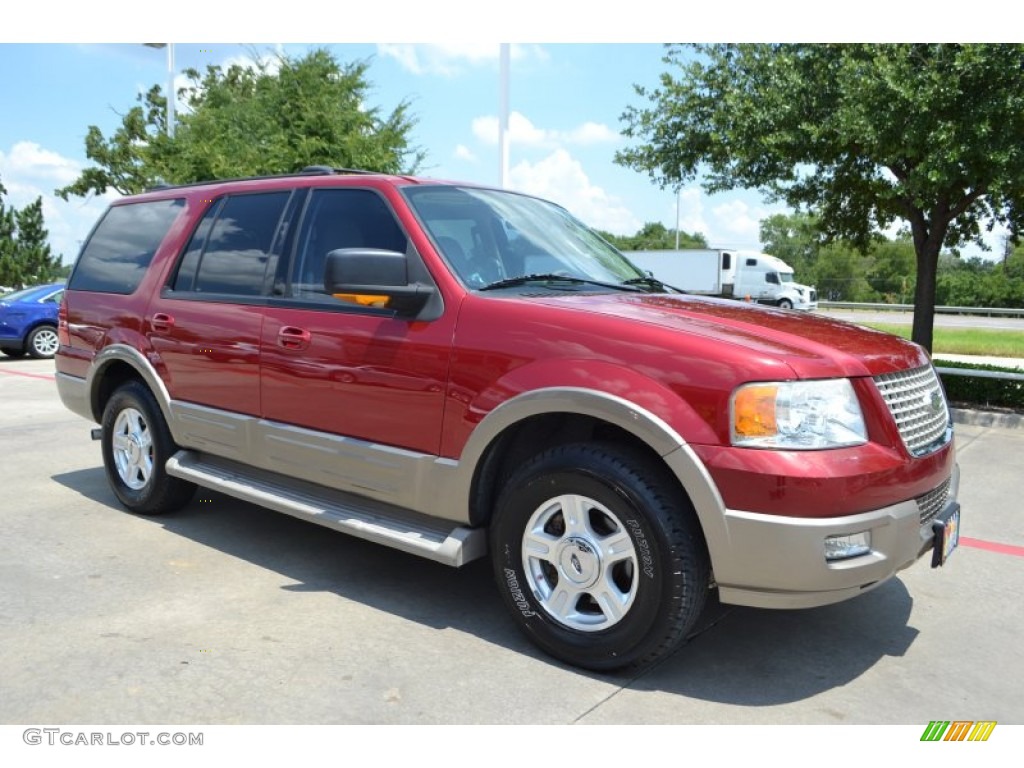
[860,324,1024,358]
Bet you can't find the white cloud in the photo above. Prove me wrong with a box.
[508,149,640,236]
[709,198,775,250]
[563,122,620,146]
[472,111,618,148]
[0,142,119,264]
[453,144,477,163]
[377,44,545,76]
[1,142,80,186]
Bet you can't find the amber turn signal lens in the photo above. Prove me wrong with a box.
[333,293,391,308]
[733,384,778,438]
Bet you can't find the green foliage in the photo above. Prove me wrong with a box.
[759,212,824,279]
[866,237,916,303]
[935,254,1024,308]
[937,361,1024,410]
[618,44,1024,351]
[813,242,875,301]
[57,48,423,199]
[597,221,707,251]
[0,176,62,287]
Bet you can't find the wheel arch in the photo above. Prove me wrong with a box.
[87,344,173,429]
[455,388,730,569]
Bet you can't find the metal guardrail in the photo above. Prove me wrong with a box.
[935,366,1024,382]
[819,301,1024,318]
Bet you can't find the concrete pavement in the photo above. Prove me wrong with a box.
[1,357,1021,725]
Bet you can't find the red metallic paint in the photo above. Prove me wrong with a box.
[58,173,953,523]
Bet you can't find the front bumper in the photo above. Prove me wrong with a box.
[713,463,960,609]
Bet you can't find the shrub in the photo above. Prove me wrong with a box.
[936,361,1024,410]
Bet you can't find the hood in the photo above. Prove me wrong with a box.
[529,292,928,379]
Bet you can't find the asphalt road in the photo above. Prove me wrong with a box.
[818,308,1024,331]
[1,356,1022,729]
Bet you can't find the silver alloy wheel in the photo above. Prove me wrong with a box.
[111,407,154,490]
[521,493,639,632]
[31,327,59,356]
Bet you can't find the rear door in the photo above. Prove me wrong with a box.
[147,191,294,417]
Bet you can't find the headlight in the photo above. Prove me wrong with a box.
[731,379,867,449]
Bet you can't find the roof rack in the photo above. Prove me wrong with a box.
[298,166,381,176]
[143,167,387,192]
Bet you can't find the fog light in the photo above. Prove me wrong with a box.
[825,531,872,562]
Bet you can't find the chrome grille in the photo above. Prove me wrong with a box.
[873,365,951,457]
[916,477,951,526]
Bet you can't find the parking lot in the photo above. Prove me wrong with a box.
[1,355,1022,726]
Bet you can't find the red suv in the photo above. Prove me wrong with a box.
[56,168,960,670]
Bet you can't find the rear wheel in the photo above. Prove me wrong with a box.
[101,381,196,515]
[490,442,709,671]
[26,325,59,359]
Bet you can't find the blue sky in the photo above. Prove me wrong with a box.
[0,5,1004,264]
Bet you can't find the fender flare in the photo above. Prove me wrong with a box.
[436,387,731,568]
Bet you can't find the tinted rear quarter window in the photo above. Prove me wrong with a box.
[69,199,184,294]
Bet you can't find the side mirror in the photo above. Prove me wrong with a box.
[324,249,435,317]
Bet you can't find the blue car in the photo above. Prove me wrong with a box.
[0,283,64,359]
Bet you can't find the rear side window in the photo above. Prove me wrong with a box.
[190,193,290,296]
[69,199,184,294]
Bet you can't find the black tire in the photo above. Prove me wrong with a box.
[100,380,196,515]
[26,325,59,359]
[1,347,26,358]
[490,442,709,672]
[778,298,793,310]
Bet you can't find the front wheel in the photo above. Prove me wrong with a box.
[490,443,709,671]
[777,298,793,310]
[101,380,196,515]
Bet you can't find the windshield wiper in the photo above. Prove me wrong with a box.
[478,274,645,292]
[621,276,680,293]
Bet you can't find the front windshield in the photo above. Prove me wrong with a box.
[402,186,647,289]
[780,273,793,283]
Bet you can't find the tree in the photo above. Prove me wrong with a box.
[0,178,18,286]
[14,198,61,284]
[58,48,423,200]
[759,212,825,279]
[0,176,62,287]
[617,44,1024,352]
[867,236,916,302]
[597,222,707,251]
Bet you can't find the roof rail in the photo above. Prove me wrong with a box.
[298,166,381,176]
[140,167,390,193]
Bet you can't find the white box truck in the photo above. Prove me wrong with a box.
[627,249,818,311]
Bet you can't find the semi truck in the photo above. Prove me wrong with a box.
[626,249,818,311]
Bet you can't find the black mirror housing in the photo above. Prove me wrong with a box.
[324,248,434,316]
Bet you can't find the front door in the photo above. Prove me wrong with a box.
[259,188,453,458]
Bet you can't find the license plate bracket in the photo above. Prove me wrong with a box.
[931,503,960,568]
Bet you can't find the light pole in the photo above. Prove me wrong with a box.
[143,43,175,138]
[675,187,681,249]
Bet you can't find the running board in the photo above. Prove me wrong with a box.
[166,450,486,567]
